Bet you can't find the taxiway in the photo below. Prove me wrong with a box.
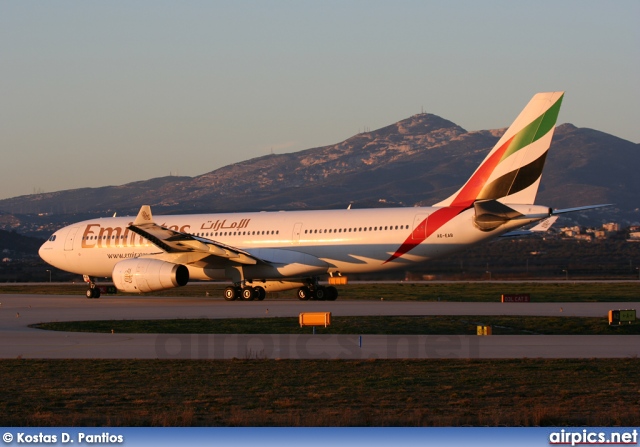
[1,294,638,359]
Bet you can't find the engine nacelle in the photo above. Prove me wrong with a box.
[112,258,189,293]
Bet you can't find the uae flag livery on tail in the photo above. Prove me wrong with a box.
[437,91,564,208]
[385,92,564,263]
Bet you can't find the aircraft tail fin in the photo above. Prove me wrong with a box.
[434,91,564,208]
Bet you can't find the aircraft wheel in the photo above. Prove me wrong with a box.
[86,287,100,299]
[224,286,238,301]
[256,287,266,301]
[297,286,311,301]
[326,286,338,301]
[242,287,256,301]
[314,286,327,301]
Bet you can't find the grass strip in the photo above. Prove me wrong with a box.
[31,316,640,335]
[3,282,640,301]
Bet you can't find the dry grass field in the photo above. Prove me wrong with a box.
[1,359,638,427]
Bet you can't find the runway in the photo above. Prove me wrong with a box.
[1,294,638,359]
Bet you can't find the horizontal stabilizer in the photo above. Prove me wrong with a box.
[552,204,612,215]
[500,216,558,238]
[473,200,524,232]
[530,215,558,231]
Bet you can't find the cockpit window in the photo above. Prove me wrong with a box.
[48,235,57,242]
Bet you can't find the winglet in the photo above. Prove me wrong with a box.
[133,205,154,226]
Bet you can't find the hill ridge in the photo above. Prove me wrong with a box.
[0,113,638,231]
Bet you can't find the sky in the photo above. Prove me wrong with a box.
[1,1,638,200]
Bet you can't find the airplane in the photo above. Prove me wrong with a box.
[39,91,608,300]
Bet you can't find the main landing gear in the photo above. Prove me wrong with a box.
[83,275,101,299]
[221,279,339,301]
[223,285,266,301]
[296,285,338,301]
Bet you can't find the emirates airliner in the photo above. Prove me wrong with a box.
[39,92,605,300]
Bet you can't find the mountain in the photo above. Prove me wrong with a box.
[1,114,638,234]
[0,229,43,256]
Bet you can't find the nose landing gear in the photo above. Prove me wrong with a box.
[83,275,101,299]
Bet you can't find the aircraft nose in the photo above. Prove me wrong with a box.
[39,236,58,266]
[39,241,52,263]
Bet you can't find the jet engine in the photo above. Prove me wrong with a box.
[112,258,189,293]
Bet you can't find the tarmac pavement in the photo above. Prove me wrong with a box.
[1,294,638,359]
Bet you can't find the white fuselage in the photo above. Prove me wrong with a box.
[39,205,544,280]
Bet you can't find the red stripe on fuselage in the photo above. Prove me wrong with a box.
[385,135,515,263]
[384,206,465,263]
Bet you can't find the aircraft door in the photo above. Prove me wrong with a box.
[64,227,80,251]
[292,222,303,245]
[412,214,429,239]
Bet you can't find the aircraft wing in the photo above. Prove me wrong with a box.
[128,206,260,265]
